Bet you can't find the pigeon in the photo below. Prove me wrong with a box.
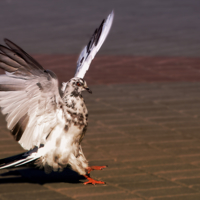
[0,11,114,185]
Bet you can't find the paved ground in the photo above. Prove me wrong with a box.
[0,56,200,200]
[1,1,200,200]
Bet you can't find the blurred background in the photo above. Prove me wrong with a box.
[0,1,200,200]
[0,0,200,56]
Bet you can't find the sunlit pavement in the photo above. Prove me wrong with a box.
[1,0,200,199]
[0,55,200,199]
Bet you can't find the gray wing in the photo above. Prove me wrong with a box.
[74,11,114,78]
[0,39,64,150]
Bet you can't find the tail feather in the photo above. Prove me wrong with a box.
[14,157,38,167]
[0,149,40,170]
[0,152,24,166]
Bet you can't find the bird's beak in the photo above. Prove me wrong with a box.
[85,87,92,94]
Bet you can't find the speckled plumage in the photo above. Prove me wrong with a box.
[34,77,90,174]
[0,11,114,178]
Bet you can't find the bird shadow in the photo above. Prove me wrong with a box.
[0,166,86,185]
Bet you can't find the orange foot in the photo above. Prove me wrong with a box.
[86,165,107,174]
[83,175,106,185]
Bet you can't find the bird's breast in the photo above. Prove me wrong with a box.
[63,96,88,143]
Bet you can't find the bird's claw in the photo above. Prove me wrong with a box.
[83,175,106,185]
[86,165,107,174]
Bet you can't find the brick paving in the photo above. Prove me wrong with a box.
[0,55,200,199]
[1,1,200,199]
[33,55,200,84]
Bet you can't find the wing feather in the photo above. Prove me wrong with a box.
[4,39,44,71]
[0,52,22,69]
[6,99,29,130]
[0,44,32,69]
[75,11,114,78]
[11,113,29,141]
[0,39,65,150]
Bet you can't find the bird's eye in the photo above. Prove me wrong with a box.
[76,82,81,86]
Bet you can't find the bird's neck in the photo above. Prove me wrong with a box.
[63,94,84,111]
[63,91,83,102]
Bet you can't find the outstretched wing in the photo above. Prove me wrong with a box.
[0,39,64,150]
[74,11,114,78]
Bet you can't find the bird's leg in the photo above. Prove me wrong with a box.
[83,166,107,185]
[86,165,107,174]
[83,175,106,185]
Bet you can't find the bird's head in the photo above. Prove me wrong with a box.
[62,77,92,97]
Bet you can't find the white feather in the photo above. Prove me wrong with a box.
[75,11,114,78]
[0,12,114,176]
